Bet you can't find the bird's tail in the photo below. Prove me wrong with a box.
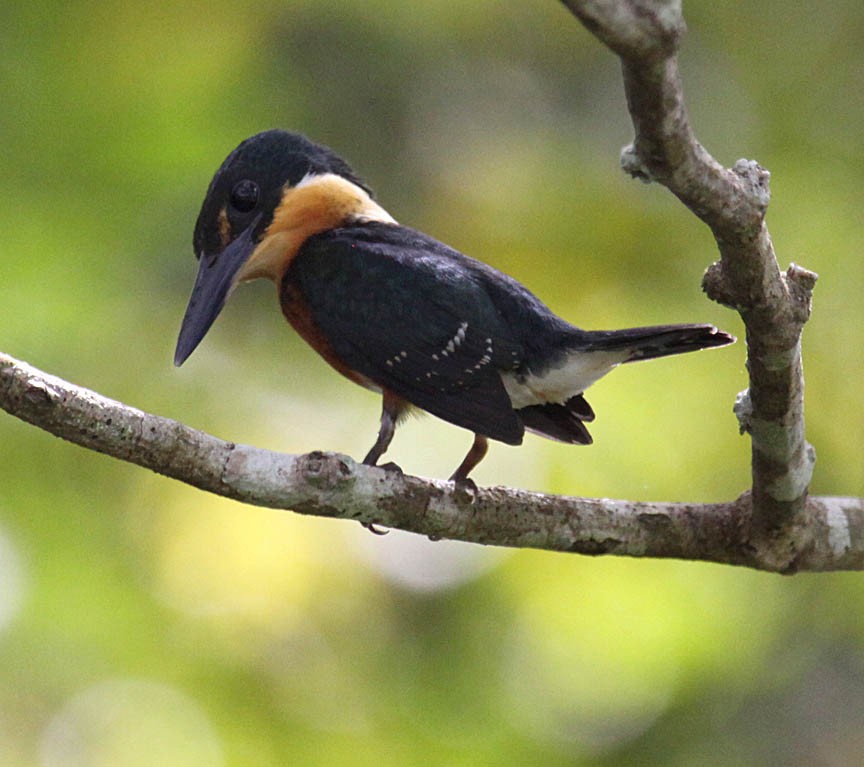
[581,323,735,363]
[512,323,733,446]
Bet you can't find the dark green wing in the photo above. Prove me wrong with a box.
[286,224,526,444]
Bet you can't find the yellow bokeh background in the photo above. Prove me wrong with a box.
[1,1,863,765]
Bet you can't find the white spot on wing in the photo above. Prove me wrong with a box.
[439,322,470,357]
[385,350,409,367]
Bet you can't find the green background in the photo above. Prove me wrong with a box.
[2,1,863,764]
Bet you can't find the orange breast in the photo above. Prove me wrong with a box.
[236,173,395,286]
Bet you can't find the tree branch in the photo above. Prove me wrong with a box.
[559,0,817,569]
[2,352,862,572]
[1,2,852,574]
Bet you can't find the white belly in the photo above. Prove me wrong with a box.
[501,349,628,408]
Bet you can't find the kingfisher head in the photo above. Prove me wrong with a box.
[174,130,393,366]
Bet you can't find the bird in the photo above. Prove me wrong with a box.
[175,129,734,483]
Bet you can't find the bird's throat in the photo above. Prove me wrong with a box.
[236,173,396,285]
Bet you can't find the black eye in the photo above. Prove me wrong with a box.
[229,179,259,213]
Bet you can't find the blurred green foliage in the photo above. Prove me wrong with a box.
[1,1,863,765]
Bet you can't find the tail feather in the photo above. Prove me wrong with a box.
[518,394,595,444]
[582,323,735,362]
[508,324,733,445]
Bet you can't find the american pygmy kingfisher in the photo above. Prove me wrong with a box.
[175,130,734,481]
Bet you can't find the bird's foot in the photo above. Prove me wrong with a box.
[362,457,404,476]
[449,473,480,504]
[450,476,478,493]
[359,463,402,534]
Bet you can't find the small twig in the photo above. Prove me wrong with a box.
[1,353,861,572]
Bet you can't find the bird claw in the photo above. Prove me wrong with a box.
[449,475,479,500]
[358,463,402,533]
[362,521,390,536]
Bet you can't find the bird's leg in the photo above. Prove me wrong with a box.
[361,392,407,535]
[449,433,488,485]
[363,391,404,471]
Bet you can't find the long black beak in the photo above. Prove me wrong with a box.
[174,219,260,366]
